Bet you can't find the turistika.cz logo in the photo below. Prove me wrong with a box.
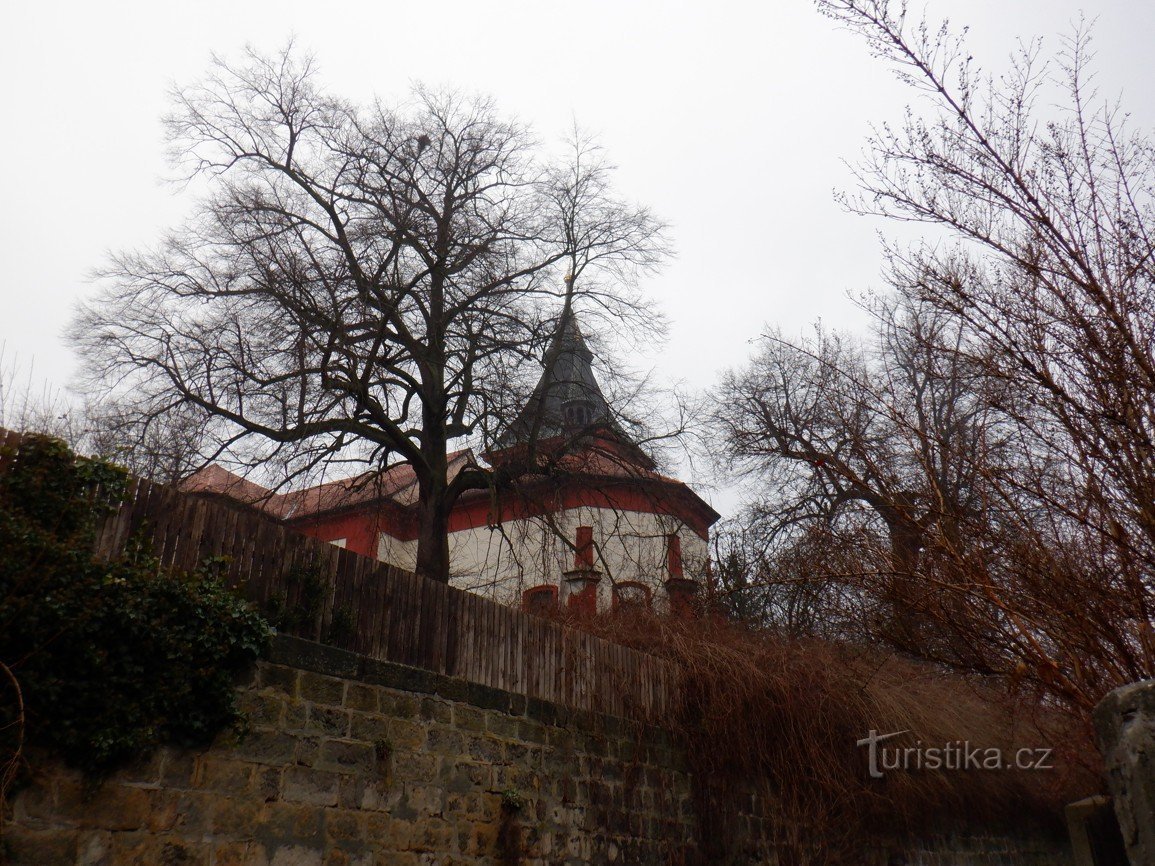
[856,729,1054,779]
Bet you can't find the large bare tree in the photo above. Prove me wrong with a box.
[716,0,1155,715]
[713,296,1013,655]
[72,48,668,581]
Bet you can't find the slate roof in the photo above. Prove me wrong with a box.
[499,310,621,447]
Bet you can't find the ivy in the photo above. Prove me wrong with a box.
[0,434,271,778]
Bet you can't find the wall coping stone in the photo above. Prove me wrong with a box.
[264,632,634,739]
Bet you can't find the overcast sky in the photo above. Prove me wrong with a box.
[2,0,1152,512]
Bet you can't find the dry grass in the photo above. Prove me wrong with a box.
[549,609,1100,864]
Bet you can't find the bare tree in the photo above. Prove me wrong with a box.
[72,47,668,581]
[713,296,1013,655]
[714,1,1155,714]
[80,399,210,485]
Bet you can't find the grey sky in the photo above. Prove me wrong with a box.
[2,0,1152,513]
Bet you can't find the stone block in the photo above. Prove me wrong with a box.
[294,736,322,768]
[112,749,166,787]
[56,780,153,831]
[210,795,265,837]
[1094,679,1155,866]
[300,672,346,706]
[486,713,521,740]
[347,711,388,743]
[318,739,377,776]
[254,766,284,802]
[384,719,427,751]
[410,817,454,853]
[160,748,201,788]
[424,728,464,757]
[323,807,367,843]
[196,756,256,792]
[110,832,208,865]
[452,705,487,733]
[168,791,216,834]
[358,659,443,697]
[391,751,440,785]
[282,768,340,807]
[344,683,379,713]
[354,778,402,813]
[259,665,301,697]
[240,690,287,727]
[76,830,111,866]
[546,726,574,750]
[517,719,549,745]
[363,813,414,850]
[2,826,79,865]
[214,840,271,866]
[268,843,325,866]
[283,699,309,731]
[419,697,453,725]
[266,636,359,679]
[11,773,54,824]
[323,849,373,866]
[257,800,324,844]
[468,682,515,714]
[466,735,503,764]
[378,692,420,720]
[307,705,350,737]
[465,821,500,857]
[147,791,183,833]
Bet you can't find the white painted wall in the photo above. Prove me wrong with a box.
[377,533,418,572]
[376,506,708,611]
[445,506,707,610]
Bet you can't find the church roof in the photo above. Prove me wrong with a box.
[182,450,474,520]
[499,308,631,452]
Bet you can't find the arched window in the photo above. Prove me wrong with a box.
[522,585,558,615]
[612,581,652,613]
[562,399,594,429]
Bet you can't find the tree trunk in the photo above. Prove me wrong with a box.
[414,478,451,583]
[881,511,925,653]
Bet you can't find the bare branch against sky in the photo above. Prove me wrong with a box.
[3,1,1153,520]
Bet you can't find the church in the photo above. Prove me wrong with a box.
[184,310,719,615]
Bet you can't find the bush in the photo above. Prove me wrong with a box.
[0,434,270,778]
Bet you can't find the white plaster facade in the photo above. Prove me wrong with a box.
[377,506,707,611]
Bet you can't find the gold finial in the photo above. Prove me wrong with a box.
[564,272,574,285]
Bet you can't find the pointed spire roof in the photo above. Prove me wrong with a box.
[500,308,614,446]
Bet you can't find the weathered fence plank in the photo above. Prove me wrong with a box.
[0,428,678,721]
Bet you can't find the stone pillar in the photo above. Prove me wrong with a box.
[666,577,698,619]
[1093,679,1155,865]
[564,569,602,615]
[564,525,601,614]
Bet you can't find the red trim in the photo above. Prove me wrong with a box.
[449,477,717,540]
[522,584,559,615]
[291,511,384,558]
[565,575,600,616]
[285,469,718,560]
[575,525,594,568]
[666,533,683,578]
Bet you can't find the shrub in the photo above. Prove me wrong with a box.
[548,607,1099,864]
[0,434,270,780]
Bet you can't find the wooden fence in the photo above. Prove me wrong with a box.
[0,429,676,720]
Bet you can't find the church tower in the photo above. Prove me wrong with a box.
[445,302,720,613]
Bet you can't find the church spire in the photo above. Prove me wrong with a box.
[500,299,615,447]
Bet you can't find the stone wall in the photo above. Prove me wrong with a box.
[3,636,1072,866]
